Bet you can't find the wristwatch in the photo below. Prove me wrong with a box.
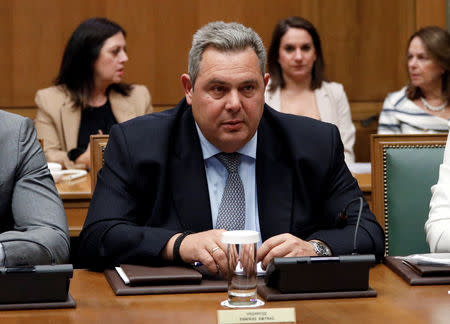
[310,240,332,256]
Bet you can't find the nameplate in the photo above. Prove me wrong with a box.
[217,307,296,323]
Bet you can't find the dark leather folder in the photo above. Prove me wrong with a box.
[403,260,450,277]
[384,256,450,285]
[104,265,228,295]
[120,264,202,286]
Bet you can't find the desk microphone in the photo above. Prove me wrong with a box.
[337,197,364,255]
[265,196,374,293]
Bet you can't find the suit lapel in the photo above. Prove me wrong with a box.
[60,99,81,151]
[110,91,137,122]
[256,111,293,241]
[315,86,335,123]
[170,103,213,231]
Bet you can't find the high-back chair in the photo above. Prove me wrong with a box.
[89,134,109,192]
[371,134,447,256]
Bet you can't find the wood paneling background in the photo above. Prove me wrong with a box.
[0,0,447,161]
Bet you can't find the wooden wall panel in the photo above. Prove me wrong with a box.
[416,0,447,29]
[0,0,424,109]
[0,0,13,106]
[318,0,415,101]
[2,0,447,161]
[0,0,447,162]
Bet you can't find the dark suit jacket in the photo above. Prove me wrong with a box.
[78,98,384,270]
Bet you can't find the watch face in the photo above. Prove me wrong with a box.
[313,241,331,256]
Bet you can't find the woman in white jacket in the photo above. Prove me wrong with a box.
[265,16,355,164]
[425,130,450,252]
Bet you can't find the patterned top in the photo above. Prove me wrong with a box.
[378,87,449,134]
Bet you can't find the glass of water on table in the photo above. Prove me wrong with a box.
[220,230,264,308]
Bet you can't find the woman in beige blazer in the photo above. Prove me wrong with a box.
[35,18,153,169]
[265,16,355,164]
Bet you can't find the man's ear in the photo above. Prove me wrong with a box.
[263,73,270,88]
[181,74,193,105]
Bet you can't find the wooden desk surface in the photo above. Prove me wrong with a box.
[0,264,448,323]
[56,173,91,237]
[56,173,91,199]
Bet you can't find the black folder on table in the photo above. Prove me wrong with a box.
[105,264,228,295]
[384,256,450,285]
[0,264,75,310]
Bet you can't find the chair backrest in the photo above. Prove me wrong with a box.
[371,134,447,256]
[90,134,109,192]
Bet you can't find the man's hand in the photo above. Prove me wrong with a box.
[257,233,317,269]
[163,229,228,276]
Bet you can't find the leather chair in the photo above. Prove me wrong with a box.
[371,134,447,256]
[89,134,109,192]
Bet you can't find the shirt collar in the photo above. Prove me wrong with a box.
[195,122,257,160]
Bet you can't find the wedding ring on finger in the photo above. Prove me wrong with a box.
[210,246,220,256]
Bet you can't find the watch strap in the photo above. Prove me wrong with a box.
[173,231,194,264]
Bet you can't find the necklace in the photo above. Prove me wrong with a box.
[420,97,447,112]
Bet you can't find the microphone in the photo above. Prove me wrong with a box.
[337,197,364,255]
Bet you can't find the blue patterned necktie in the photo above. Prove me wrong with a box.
[215,152,246,230]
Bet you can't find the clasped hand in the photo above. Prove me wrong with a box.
[257,233,317,269]
[178,231,316,275]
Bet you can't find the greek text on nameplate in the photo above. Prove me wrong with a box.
[217,307,296,324]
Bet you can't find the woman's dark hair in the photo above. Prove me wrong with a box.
[267,16,325,92]
[406,26,450,101]
[54,17,132,109]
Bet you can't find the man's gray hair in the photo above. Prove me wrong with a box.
[188,21,266,87]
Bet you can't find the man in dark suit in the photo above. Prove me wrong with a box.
[78,21,384,272]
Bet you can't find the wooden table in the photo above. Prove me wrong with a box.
[0,264,448,323]
[56,173,91,237]
[56,173,373,238]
